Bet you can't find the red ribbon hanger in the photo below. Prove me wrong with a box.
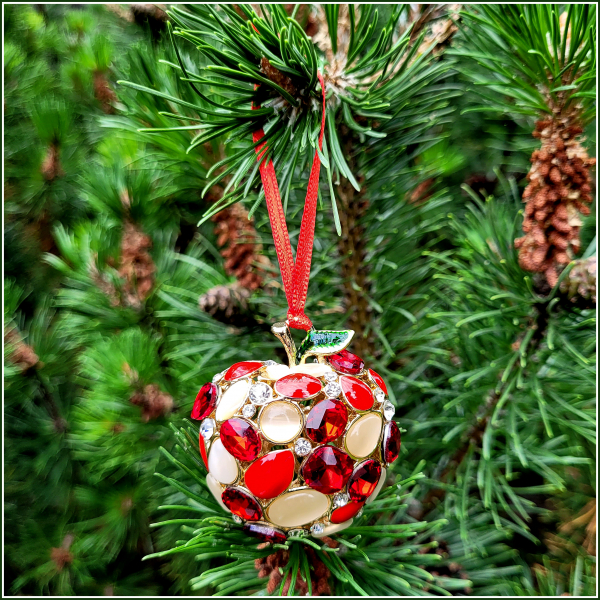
[252,73,326,331]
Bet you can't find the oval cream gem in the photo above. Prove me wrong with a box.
[206,473,230,512]
[311,519,353,538]
[267,488,330,528]
[259,400,303,443]
[216,379,249,421]
[292,363,333,377]
[265,364,291,381]
[366,467,387,505]
[208,438,238,484]
[345,413,383,458]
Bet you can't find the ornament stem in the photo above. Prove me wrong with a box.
[271,322,297,367]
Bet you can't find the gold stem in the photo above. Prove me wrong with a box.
[271,322,297,367]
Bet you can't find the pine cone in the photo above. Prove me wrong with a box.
[50,533,74,572]
[255,543,334,596]
[560,256,596,304]
[41,143,64,181]
[212,202,267,291]
[93,71,117,114]
[130,3,168,39]
[4,326,39,372]
[515,116,596,287]
[260,58,297,97]
[198,282,268,329]
[130,383,173,422]
[118,221,156,308]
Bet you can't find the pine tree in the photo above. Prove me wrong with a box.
[4,3,596,597]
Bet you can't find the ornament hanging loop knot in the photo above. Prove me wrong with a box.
[286,312,312,331]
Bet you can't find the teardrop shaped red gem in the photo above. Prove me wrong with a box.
[222,487,262,521]
[220,418,261,462]
[243,522,286,543]
[328,349,365,375]
[224,361,263,382]
[330,500,364,524]
[302,446,354,494]
[191,382,218,420]
[274,373,322,399]
[382,421,401,464]
[340,376,374,411]
[348,459,382,501]
[244,450,295,499]
[305,398,348,443]
[368,368,388,395]
[199,431,209,470]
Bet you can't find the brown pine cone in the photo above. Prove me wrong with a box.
[515,115,595,288]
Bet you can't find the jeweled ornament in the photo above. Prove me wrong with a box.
[185,73,398,541]
[194,322,396,540]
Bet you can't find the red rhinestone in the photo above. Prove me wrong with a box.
[382,421,401,464]
[222,487,262,521]
[348,460,382,501]
[199,431,209,470]
[224,361,263,382]
[274,373,322,399]
[244,450,295,499]
[368,368,388,395]
[330,500,364,524]
[220,418,261,462]
[243,522,286,544]
[191,383,218,420]
[340,376,374,411]
[302,446,353,494]
[328,349,365,375]
[305,398,348,443]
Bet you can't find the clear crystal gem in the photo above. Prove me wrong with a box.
[212,371,225,384]
[294,438,311,457]
[242,404,256,418]
[324,382,342,397]
[264,360,276,366]
[249,381,273,405]
[232,514,242,524]
[287,529,305,538]
[200,418,216,440]
[310,522,324,536]
[383,401,395,421]
[374,388,385,403]
[333,493,349,508]
[324,371,338,382]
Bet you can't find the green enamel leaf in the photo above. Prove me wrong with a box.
[296,330,355,363]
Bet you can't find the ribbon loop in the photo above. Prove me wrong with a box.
[253,72,326,330]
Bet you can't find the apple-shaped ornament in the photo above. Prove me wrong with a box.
[190,71,399,542]
[191,323,400,542]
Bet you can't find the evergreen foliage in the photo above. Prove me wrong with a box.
[3,3,596,597]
